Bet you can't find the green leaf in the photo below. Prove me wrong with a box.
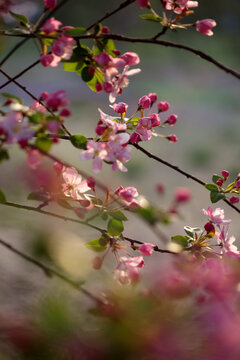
[62,61,83,72]
[94,23,102,35]
[184,226,202,238]
[29,112,45,124]
[64,27,86,36]
[35,136,52,152]
[70,134,88,149]
[1,92,23,104]
[140,14,162,23]
[0,189,6,203]
[126,117,140,126]
[210,191,226,203]
[85,237,108,252]
[81,67,94,82]
[107,219,124,236]
[109,210,128,221]
[27,191,49,202]
[212,174,223,184]
[205,183,218,191]
[9,11,29,26]
[0,149,9,163]
[57,199,72,209]
[136,206,157,224]
[171,235,190,248]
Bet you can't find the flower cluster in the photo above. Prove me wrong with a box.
[206,170,240,205]
[93,51,141,103]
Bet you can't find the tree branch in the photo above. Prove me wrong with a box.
[0,237,103,303]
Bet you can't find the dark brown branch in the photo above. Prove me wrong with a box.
[133,143,240,214]
[0,238,103,303]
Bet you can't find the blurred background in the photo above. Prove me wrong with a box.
[0,0,239,319]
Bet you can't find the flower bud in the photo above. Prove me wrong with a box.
[157,101,169,113]
[221,170,229,179]
[138,95,151,109]
[92,256,103,270]
[196,19,217,36]
[112,102,128,114]
[216,179,223,187]
[204,222,215,233]
[230,196,239,205]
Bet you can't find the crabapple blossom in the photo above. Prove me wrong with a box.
[80,141,108,173]
[0,111,34,145]
[202,207,231,225]
[157,101,170,113]
[204,222,215,234]
[138,95,151,109]
[30,101,45,113]
[26,149,42,169]
[129,132,141,144]
[216,178,223,186]
[148,113,161,127]
[51,34,74,59]
[116,186,139,205]
[221,170,229,179]
[114,256,144,285]
[136,117,152,141]
[41,17,62,34]
[62,167,90,200]
[229,196,239,205]
[121,52,140,66]
[138,243,155,256]
[174,187,191,203]
[166,134,178,143]
[92,256,103,270]
[236,180,240,189]
[112,102,128,114]
[166,114,178,126]
[163,0,198,14]
[136,0,150,8]
[148,92,158,105]
[53,161,65,175]
[42,90,70,111]
[44,0,57,10]
[196,19,217,36]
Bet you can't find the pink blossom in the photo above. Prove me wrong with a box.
[138,95,151,109]
[44,90,70,111]
[101,26,110,34]
[41,17,62,34]
[136,0,149,8]
[130,132,141,144]
[103,81,114,93]
[202,207,231,225]
[106,133,131,172]
[80,140,108,173]
[44,0,57,10]
[156,183,165,194]
[112,102,128,114]
[95,82,103,93]
[138,243,154,256]
[136,117,152,141]
[221,170,229,179]
[121,52,140,66]
[174,187,191,203]
[204,222,215,234]
[53,162,65,175]
[166,114,178,126]
[148,113,161,127]
[47,120,60,133]
[157,101,170,113]
[166,134,178,143]
[98,109,127,133]
[26,149,42,169]
[236,180,240,189]
[114,256,145,285]
[30,100,45,113]
[148,92,157,104]
[95,52,112,66]
[216,178,223,187]
[51,35,74,60]
[62,167,90,200]
[92,256,103,270]
[86,177,95,190]
[117,186,139,204]
[196,19,217,36]
[163,0,198,14]
[40,54,60,68]
[229,196,239,205]
[0,111,34,145]
[60,108,71,117]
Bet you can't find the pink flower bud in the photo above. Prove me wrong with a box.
[95,120,107,136]
[148,113,161,127]
[88,66,95,75]
[103,81,114,93]
[236,180,240,189]
[95,52,111,66]
[230,196,239,205]
[130,132,141,144]
[60,108,71,117]
[113,50,121,56]
[175,187,191,203]
[101,26,110,34]
[95,82,102,93]
[157,101,170,113]
[53,162,65,175]
[44,0,57,10]
[40,54,54,67]
[47,120,60,133]
[166,134,178,143]
[138,95,151,109]
[148,92,157,104]
[92,256,103,270]
[221,170,229,179]
[156,183,165,194]
[41,17,62,34]
[136,0,149,8]
[40,92,49,101]
[138,243,154,256]
[112,102,128,114]
[204,222,215,233]
[121,52,140,66]
[216,179,223,187]
[196,19,217,36]
[166,114,178,126]
[86,177,95,190]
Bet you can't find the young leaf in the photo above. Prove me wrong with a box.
[136,206,157,224]
[184,226,202,238]
[70,135,88,149]
[85,237,108,252]
[35,137,52,152]
[81,67,94,82]
[109,210,128,221]
[171,235,190,248]
[62,62,83,72]
[107,219,124,236]
[64,27,86,36]
[205,183,218,191]
[0,149,9,163]
[9,11,29,26]
[212,174,223,184]
[0,189,6,203]
[210,191,226,203]
[1,92,23,104]
[140,14,162,23]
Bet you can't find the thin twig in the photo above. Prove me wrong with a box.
[0,238,102,303]
[133,143,240,214]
